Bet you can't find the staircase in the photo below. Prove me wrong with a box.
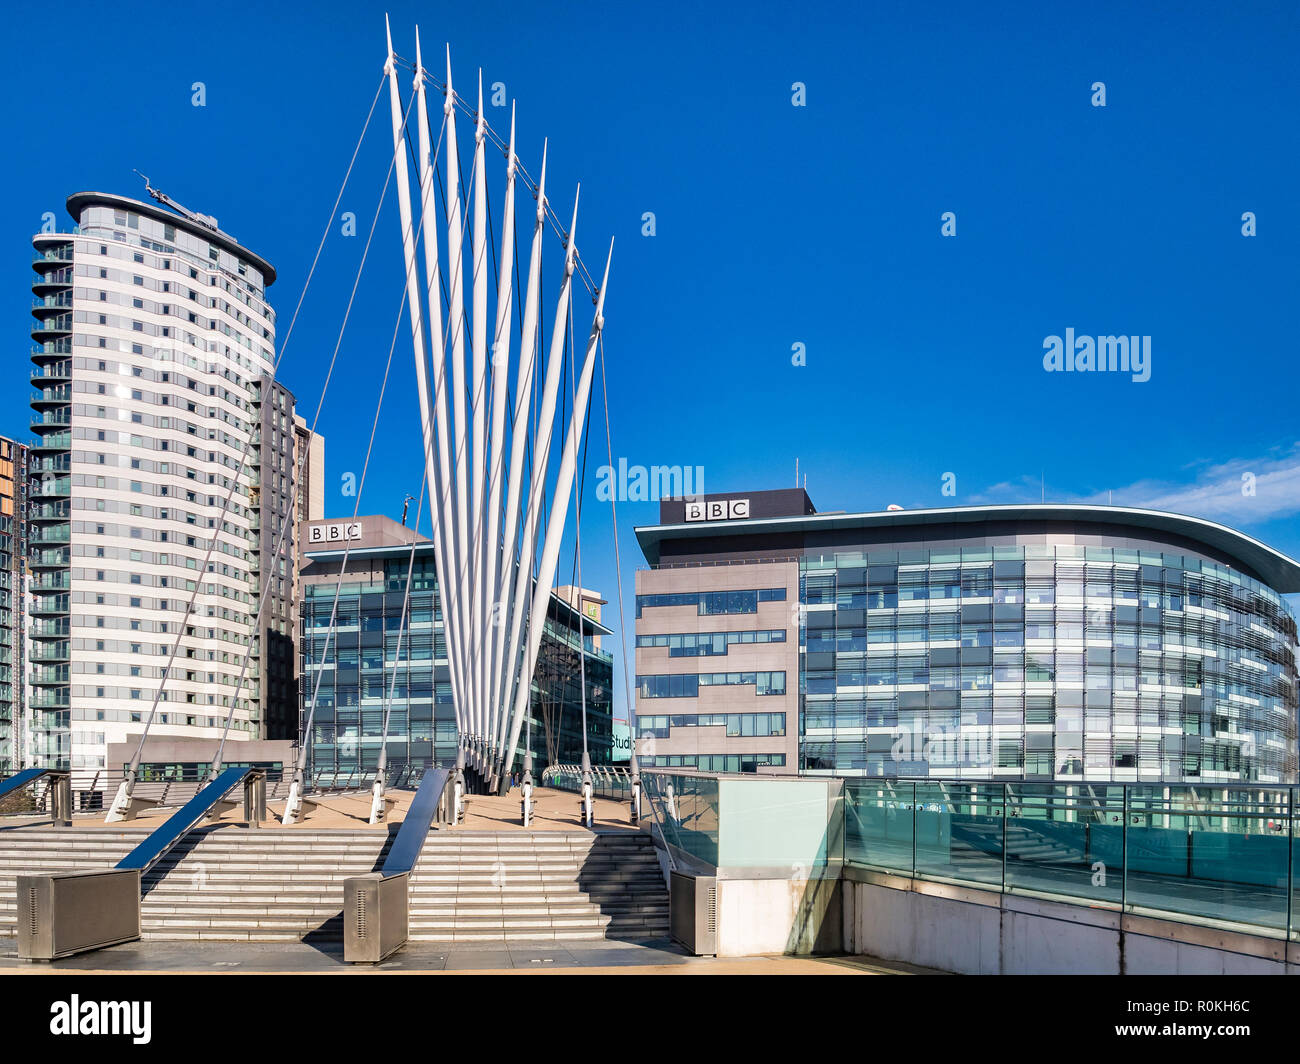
[0,825,669,946]
[409,830,669,944]
[139,827,391,941]
[0,826,391,943]
[0,827,148,932]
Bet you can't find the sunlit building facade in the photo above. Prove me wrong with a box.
[27,191,296,774]
[299,516,614,780]
[635,491,1300,784]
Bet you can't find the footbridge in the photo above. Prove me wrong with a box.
[558,768,1300,974]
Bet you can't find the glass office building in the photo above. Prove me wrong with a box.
[300,516,614,780]
[635,491,1300,784]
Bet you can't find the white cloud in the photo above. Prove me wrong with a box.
[968,444,1300,526]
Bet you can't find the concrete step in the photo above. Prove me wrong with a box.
[0,825,667,945]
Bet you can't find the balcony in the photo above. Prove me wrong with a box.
[28,525,70,545]
[32,292,73,312]
[30,571,70,591]
[28,642,69,663]
[29,595,69,616]
[30,476,71,498]
[30,453,71,474]
[32,245,73,267]
[30,315,72,338]
[31,361,72,383]
[29,433,70,452]
[31,409,70,429]
[30,548,69,569]
[29,691,70,710]
[32,270,73,290]
[31,340,72,357]
[29,619,70,639]
[31,665,69,686]
[28,502,69,523]
[31,385,71,406]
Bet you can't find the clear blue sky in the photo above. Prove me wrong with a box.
[3,0,1298,722]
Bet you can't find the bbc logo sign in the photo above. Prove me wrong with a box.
[307,521,363,544]
[685,498,751,522]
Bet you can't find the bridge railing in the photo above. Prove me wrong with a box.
[543,764,634,801]
[845,778,1300,940]
[2,764,393,821]
[630,768,1300,944]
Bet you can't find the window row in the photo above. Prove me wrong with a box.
[636,587,786,617]
[635,629,787,656]
[635,712,787,738]
[636,671,787,698]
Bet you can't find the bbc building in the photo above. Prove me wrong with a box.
[633,490,1300,784]
[299,516,615,779]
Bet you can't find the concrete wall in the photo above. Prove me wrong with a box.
[842,869,1297,975]
[715,875,841,957]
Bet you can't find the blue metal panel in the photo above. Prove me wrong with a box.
[382,768,449,876]
[116,766,251,874]
[0,768,49,802]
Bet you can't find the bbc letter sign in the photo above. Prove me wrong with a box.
[308,521,363,544]
[685,498,750,522]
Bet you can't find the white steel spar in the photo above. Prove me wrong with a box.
[383,26,612,785]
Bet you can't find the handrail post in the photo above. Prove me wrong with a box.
[1287,785,1294,944]
[628,752,642,825]
[1121,785,1129,917]
[520,750,534,827]
[453,748,466,824]
[243,770,266,826]
[1000,783,1008,894]
[51,772,71,827]
[579,750,594,829]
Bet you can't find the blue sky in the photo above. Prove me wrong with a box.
[2,0,1298,722]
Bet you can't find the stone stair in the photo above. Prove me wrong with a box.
[0,825,391,943]
[0,827,148,932]
[138,827,392,942]
[409,830,669,944]
[0,825,669,946]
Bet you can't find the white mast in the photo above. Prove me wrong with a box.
[468,71,490,762]
[384,21,464,738]
[412,30,469,736]
[500,241,613,775]
[488,141,547,770]
[493,189,579,764]
[481,104,518,773]
[443,47,474,755]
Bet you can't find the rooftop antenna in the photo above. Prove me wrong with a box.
[132,169,220,231]
[795,456,799,488]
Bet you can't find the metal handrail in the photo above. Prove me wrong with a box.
[115,767,255,876]
[381,768,452,876]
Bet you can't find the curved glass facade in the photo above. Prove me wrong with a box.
[800,543,1299,784]
[300,550,614,780]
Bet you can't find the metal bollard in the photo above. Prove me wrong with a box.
[628,754,641,825]
[520,751,534,827]
[579,751,594,829]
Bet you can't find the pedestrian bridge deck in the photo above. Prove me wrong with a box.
[0,786,637,834]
